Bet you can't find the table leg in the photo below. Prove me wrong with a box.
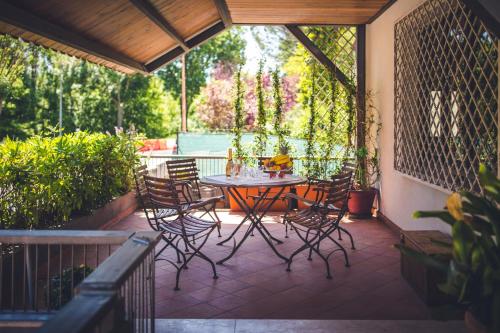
[217,186,288,264]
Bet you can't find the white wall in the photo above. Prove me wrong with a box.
[366,0,451,233]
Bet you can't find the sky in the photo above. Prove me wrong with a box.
[241,26,280,75]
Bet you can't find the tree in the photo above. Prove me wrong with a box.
[0,38,171,140]
[0,35,29,116]
[156,28,246,112]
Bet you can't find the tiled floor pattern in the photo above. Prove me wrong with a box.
[109,211,432,320]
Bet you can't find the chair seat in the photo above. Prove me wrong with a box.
[285,209,335,230]
[160,215,217,236]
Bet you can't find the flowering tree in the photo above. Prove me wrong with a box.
[192,61,298,132]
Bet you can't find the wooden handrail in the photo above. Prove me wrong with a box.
[80,231,161,290]
[0,230,133,245]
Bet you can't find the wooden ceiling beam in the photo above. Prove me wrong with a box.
[285,25,354,92]
[146,21,226,72]
[0,1,147,73]
[129,0,188,51]
[367,0,397,24]
[213,0,232,27]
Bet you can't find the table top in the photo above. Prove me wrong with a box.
[200,174,307,188]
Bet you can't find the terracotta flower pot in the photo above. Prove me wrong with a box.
[465,310,488,333]
[347,188,377,218]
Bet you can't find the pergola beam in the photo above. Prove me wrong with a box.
[213,0,232,27]
[285,25,354,92]
[145,21,226,72]
[129,0,188,51]
[367,0,397,24]
[0,1,146,73]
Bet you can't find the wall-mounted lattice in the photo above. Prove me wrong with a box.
[394,0,498,193]
[300,26,357,177]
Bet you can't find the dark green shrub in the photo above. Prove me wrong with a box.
[47,265,94,310]
[0,131,139,229]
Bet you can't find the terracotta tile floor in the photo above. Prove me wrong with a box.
[109,211,432,320]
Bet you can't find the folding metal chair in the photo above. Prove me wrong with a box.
[283,171,353,279]
[144,175,221,290]
[165,158,224,237]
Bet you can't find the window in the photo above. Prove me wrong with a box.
[394,0,498,192]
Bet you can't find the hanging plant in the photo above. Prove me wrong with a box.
[252,59,268,157]
[304,63,318,177]
[232,66,246,160]
[272,68,290,154]
[319,72,338,177]
[343,84,356,161]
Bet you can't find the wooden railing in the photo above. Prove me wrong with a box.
[0,230,160,333]
[140,152,347,178]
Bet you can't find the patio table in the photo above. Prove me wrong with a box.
[200,174,306,264]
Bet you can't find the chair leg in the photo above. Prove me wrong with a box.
[326,233,350,267]
[309,240,332,279]
[338,226,355,250]
[307,230,314,261]
[186,232,218,279]
[211,207,222,238]
[337,227,342,240]
[287,226,320,272]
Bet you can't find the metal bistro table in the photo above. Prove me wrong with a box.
[201,174,306,264]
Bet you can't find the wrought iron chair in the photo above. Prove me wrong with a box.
[133,164,179,228]
[283,171,353,279]
[143,175,220,290]
[165,158,223,237]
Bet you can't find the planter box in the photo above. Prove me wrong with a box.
[400,230,453,306]
[65,192,138,230]
[228,184,318,212]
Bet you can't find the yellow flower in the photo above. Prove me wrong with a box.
[446,193,463,221]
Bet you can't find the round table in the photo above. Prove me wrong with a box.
[201,174,306,264]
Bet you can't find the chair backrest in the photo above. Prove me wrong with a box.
[340,160,356,189]
[165,158,201,201]
[327,172,353,211]
[341,161,356,175]
[143,175,181,212]
[133,164,150,208]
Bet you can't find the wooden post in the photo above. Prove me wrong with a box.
[181,54,187,132]
[356,25,366,166]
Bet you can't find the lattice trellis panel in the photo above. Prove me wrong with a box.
[302,26,358,164]
[395,0,498,193]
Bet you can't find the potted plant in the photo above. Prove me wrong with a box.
[348,91,381,217]
[397,165,500,333]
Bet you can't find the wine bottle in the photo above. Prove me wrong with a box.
[225,148,234,178]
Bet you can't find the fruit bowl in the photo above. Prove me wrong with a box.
[262,154,293,178]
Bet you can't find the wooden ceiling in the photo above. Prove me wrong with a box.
[0,0,395,74]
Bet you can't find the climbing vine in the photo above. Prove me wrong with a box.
[272,68,290,154]
[253,59,268,157]
[304,63,318,177]
[232,66,245,160]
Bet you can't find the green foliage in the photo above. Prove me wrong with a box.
[48,265,93,310]
[232,67,246,160]
[355,91,381,190]
[283,26,357,177]
[252,59,268,157]
[303,64,318,177]
[0,35,30,115]
[157,28,246,111]
[0,131,139,229]
[271,68,290,154]
[396,165,500,331]
[0,40,171,139]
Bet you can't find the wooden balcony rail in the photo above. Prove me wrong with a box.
[0,230,160,333]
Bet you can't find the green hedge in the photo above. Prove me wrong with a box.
[0,132,139,229]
